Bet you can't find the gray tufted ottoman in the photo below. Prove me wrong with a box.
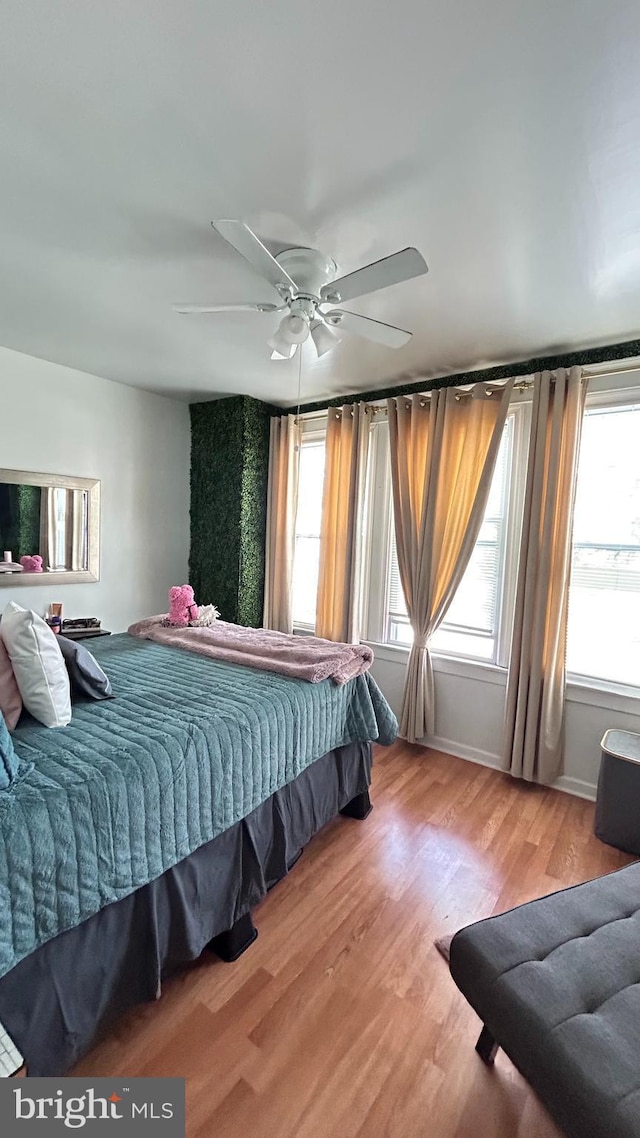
[450,863,640,1138]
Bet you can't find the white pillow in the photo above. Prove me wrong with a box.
[0,602,71,728]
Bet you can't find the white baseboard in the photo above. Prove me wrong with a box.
[424,733,503,772]
[552,774,597,802]
[423,734,597,802]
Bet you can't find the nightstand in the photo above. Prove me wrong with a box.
[60,629,111,642]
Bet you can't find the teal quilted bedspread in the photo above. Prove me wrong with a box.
[0,634,397,980]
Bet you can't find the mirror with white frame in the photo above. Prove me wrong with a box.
[0,469,100,585]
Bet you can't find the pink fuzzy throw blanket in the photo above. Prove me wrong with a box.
[127,617,374,685]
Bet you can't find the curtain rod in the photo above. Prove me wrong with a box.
[302,385,514,428]
[279,337,640,415]
[295,359,640,422]
[304,382,506,420]
[365,381,507,412]
[296,357,640,421]
[582,361,640,379]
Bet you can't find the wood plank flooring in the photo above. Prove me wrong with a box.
[73,744,634,1136]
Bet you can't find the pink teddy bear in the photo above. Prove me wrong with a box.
[168,584,200,627]
[20,554,43,573]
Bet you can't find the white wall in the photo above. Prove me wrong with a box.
[370,646,640,800]
[0,346,190,631]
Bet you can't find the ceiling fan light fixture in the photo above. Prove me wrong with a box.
[310,319,341,358]
[268,326,297,359]
[279,312,310,345]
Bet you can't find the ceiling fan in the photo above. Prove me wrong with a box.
[173,220,428,360]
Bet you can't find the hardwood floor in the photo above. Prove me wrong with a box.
[73,744,634,1136]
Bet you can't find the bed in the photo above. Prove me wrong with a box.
[0,633,397,1075]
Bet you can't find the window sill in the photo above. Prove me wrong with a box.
[367,643,640,714]
[295,636,639,716]
[566,675,640,716]
[364,641,507,687]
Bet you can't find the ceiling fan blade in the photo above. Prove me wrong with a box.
[212,220,298,297]
[320,247,428,305]
[324,309,412,348]
[173,303,281,314]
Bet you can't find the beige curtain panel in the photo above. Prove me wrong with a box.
[263,414,300,633]
[316,402,370,642]
[504,367,587,785]
[67,489,87,571]
[388,381,513,743]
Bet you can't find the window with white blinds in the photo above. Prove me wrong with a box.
[386,415,515,661]
[566,398,640,687]
[291,437,325,628]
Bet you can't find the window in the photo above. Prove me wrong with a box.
[287,378,640,693]
[291,436,325,627]
[384,415,517,662]
[567,396,640,688]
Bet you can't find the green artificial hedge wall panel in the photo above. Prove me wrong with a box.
[16,485,41,561]
[189,395,272,627]
[237,397,272,627]
[0,484,41,560]
[0,485,19,555]
[189,398,242,622]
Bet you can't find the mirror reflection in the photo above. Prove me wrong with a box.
[0,483,89,575]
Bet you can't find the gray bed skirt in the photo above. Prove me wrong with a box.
[0,740,372,1076]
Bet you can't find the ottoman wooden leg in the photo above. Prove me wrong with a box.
[340,790,373,820]
[209,912,258,962]
[476,1024,499,1065]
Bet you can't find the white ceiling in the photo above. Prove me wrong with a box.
[1,1,640,407]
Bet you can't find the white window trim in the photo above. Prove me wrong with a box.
[292,422,327,633]
[299,412,328,438]
[364,403,530,668]
[565,377,640,698]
